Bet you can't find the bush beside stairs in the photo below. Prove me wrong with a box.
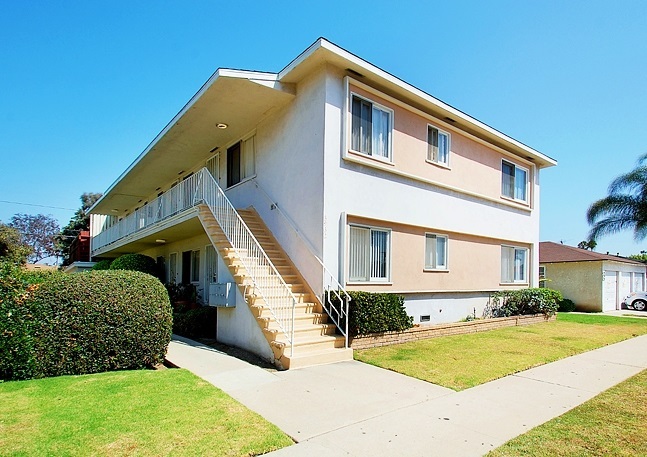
[197,204,352,369]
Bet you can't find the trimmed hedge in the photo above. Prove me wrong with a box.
[1,270,172,380]
[173,306,218,340]
[91,259,113,270]
[0,261,34,380]
[488,288,562,318]
[109,253,157,277]
[330,291,413,336]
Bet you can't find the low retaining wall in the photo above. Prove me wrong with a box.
[350,314,556,350]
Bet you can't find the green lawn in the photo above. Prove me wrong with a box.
[354,313,647,390]
[0,369,293,457]
[488,369,647,456]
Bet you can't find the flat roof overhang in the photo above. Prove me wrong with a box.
[91,71,295,215]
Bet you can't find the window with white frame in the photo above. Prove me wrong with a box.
[501,245,528,283]
[190,250,200,283]
[427,125,450,165]
[425,233,448,270]
[501,160,528,202]
[539,265,546,287]
[349,225,390,282]
[227,135,255,187]
[350,95,392,160]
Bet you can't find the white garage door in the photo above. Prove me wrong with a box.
[634,273,645,292]
[603,271,618,311]
[619,272,632,307]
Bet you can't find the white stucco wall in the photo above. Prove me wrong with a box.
[225,67,327,294]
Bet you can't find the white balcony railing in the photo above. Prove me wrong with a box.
[91,173,202,253]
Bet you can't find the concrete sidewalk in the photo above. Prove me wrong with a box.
[166,334,647,456]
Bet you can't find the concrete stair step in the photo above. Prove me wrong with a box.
[279,347,354,370]
[271,334,347,353]
[263,322,337,340]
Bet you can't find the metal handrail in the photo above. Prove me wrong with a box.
[197,169,297,355]
[91,173,201,252]
[251,178,351,347]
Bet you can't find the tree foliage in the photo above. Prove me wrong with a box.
[628,253,647,263]
[587,153,647,241]
[8,214,59,263]
[577,240,597,251]
[59,192,102,266]
[0,223,32,264]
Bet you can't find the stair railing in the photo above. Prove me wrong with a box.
[195,168,297,355]
[251,179,352,348]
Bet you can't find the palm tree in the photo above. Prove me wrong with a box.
[587,153,647,241]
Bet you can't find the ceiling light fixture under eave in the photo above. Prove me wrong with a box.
[216,123,228,129]
[155,239,167,244]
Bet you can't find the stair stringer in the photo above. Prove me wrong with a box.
[197,204,352,370]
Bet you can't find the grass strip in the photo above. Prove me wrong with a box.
[488,369,647,456]
[0,369,293,456]
[354,313,647,390]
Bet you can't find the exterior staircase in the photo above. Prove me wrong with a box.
[197,204,353,369]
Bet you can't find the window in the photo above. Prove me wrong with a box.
[539,266,546,287]
[349,225,390,282]
[227,135,255,187]
[351,95,392,160]
[502,160,528,202]
[501,245,528,283]
[190,250,200,283]
[425,233,448,270]
[427,125,450,165]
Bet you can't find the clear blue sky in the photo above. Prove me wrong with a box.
[2,1,647,259]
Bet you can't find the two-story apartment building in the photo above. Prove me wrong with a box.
[89,38,557,369]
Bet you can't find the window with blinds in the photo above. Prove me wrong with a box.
[502,160,528,202]
[349,225,390,282]
[205,245,218,284]
[501,245,528,283]
[425,234,448,270]
[351,94,392,160]
[427,126,450,165]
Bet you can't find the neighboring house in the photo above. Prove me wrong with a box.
[539,241,646,312]
[64,230,96,273]
[89,38,557,368]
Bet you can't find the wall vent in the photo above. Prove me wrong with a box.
[420,315,431,323]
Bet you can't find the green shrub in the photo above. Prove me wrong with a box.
[173,306,218,340]
[488,288,562,318]
[558,298,576,313]
[109,253,157,277]
[0,261,34,380]
[329,291,413,336]
[2,270,172,380]
[91,259,113,270]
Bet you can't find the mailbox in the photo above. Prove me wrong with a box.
[208,282,235,307]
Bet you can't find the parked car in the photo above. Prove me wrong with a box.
[622,292,647,311]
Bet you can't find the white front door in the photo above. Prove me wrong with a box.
[603,271,618,311]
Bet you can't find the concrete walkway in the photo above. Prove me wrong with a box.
[167,334,647,456]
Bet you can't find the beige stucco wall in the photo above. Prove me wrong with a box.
[348,84,534,206]
[345,215,531,293]
[540,261,603,312]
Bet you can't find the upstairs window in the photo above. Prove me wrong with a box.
[425,233,448,270]
[227,135,255,188]
[502,160,528,202]
[351,95,392,160]
[349,225,390,282]
[501,245,528,283]
[427,125,450,165]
